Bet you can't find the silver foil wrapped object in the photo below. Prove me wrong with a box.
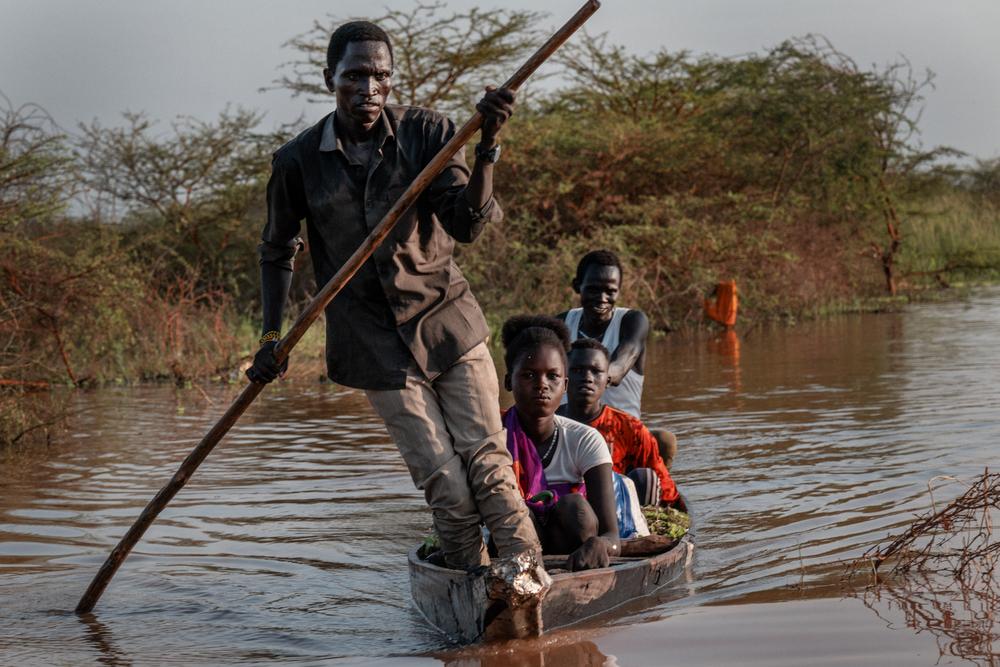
[485,550,552,607]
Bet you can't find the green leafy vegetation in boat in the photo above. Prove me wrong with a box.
[417,532,440,560]
[643,506,690,539]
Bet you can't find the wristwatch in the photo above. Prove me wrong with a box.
[475,142,502,164]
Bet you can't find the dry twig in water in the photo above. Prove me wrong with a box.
[854,468,998,588]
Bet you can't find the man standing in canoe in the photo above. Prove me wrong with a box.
[247,21,544,586]
[557,249,678,468]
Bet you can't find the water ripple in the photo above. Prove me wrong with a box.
[3,289,1000,663]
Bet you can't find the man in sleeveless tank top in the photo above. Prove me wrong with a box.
[557,249,678,469]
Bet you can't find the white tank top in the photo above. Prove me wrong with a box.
[562,307,644,418]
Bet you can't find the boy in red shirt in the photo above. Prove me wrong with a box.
[559,338,681,507]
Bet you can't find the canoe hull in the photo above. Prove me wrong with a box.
[408,533,694,643]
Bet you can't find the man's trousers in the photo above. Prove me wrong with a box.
[365,342,539,568]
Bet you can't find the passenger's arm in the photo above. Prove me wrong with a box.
[607,309,650,385]
[567,463,621,571]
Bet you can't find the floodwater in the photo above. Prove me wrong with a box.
[2,289,999,666]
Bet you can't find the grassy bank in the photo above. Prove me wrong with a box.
[901,190,1000,287]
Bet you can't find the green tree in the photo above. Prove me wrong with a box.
[552,31,705,121]
[964,157,1000,205]
[0,93,73,230]
[75,108,281,303]
[0,96,139,445]
[528,34,943,295]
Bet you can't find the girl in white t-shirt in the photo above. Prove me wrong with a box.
[500,315,621,571]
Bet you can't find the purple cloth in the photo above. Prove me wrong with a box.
[504,408,584,516]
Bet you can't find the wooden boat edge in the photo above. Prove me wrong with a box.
[407,531,695,643]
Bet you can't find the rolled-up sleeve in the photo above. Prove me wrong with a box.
[423,117,504,244]
[260,150,307,270]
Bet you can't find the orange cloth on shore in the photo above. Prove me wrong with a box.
[704,280,738,327]
[588,405,679,504]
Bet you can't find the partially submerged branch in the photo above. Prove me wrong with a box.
[853,469,999,586]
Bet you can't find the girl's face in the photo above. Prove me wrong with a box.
[509,344,567,420]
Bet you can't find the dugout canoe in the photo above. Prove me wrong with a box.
[408,527,694,643]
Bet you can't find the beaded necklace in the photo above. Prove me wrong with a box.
[537,427,560,468]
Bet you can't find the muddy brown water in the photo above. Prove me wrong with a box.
[2,289,998,665]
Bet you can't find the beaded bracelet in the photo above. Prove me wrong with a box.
[259,330,281,345]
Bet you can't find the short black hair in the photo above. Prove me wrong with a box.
[501,315,571,373]
[573,249,623,289]
[327,21,394,71]
[569,337,609,359]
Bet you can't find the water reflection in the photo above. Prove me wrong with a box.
[707,330,741,394]
[437,632,611,667]
[855,574,999,666]
[1,289,999,663]
[79,613,132,667]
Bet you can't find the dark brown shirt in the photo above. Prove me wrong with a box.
[259,105,501,390]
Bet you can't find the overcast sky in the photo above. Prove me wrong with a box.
[2,0,998,160]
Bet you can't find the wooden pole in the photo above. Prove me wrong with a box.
[76,0,601,615]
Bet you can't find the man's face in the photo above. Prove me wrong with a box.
[578,264,621,324]
[508,345,567,420]
[567,347,609,409]
[324,40,393,130]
